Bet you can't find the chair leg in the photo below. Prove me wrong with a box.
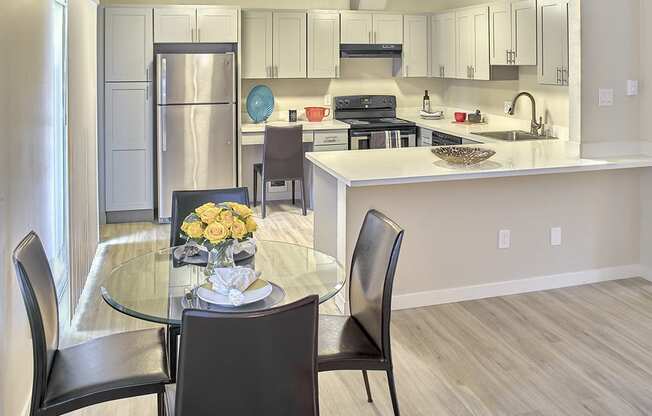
[300,179,307,216]
[386,369,400,416]
[262,181,267,219]
[253,167,258,207]
[292,180,296,205]
[157,391,166,416]
[167,325,180,383]
[362,370,373,403]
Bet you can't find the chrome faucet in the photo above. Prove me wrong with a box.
[509,92,543,136]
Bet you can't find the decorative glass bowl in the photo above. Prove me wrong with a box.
[431,146,496,166]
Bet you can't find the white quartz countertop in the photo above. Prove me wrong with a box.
[241,119,350,134]
[305,141,652,187]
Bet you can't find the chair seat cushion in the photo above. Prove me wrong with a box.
[44,328,170,407]
[318,315,381,369]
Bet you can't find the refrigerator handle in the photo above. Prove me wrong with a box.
[227,52,236,103]
[161,57,167,105]
[161,107,167,152]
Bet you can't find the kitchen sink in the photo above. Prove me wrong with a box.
[472,130,558,142]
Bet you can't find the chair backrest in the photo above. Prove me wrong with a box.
[175,296,319,416]
[12,232,60,412]
[170,187,250,247]
[349,210,404,360]
[263,125,304,181]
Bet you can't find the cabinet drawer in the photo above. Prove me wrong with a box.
[241,131,314,145]
[314,130,348,146]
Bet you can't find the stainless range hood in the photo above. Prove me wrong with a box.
[340,44,402,58]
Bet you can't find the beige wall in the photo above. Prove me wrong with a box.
[581,0,640,144]
[0,0,99,414]
[344,169,642,298]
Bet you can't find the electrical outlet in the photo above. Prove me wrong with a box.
[324,94,332,106]
[599,89,614,106]
[504,101,513,114]
[550,227,562,246]
[498,229,511,249]
[627,80,639,96]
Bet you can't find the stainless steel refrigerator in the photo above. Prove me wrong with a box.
[156,52,236,222]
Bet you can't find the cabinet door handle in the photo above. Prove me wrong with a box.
[335,64,339,78]
[562,67,568,85]
[197,28,201,43]
[146,84,149,101]
[374,31,377,43]
[556,67,562,84]
[368,31,372,43]
[146,66,150,82]
[471,66,475,79]
[191,28,194,43]
[405,65,409,77]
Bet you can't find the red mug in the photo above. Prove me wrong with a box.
[454,112,467,123]
[305,106,331,122]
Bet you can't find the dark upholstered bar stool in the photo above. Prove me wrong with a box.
[253,125,307,218]
[169,187,250,247]
[317,210,405,416]
[165,296,320,416]
[12,232,170,416]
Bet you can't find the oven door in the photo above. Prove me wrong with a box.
[349,129,417,150]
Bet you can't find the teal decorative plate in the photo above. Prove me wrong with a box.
[246,85,274,123]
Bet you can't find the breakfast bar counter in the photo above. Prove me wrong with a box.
[306,142,652,312]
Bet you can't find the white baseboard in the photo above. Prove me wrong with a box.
[392,264,643,310]
[641,265,652,282]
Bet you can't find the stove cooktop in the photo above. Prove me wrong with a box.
[339,117,416,129]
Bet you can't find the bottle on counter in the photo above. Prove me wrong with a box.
[422,90,431,113]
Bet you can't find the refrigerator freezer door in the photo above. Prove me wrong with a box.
[157,53,235,105]
[157,103,236,220]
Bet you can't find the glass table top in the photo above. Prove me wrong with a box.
[101,241,346,326]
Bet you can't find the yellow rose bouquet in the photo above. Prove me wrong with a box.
[180,202,258,271]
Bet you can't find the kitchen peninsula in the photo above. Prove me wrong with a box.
[307,142,652,311]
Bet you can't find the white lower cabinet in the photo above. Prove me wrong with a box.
[538,0,569,85]
[403,15,429,78]
[105,82,153,211]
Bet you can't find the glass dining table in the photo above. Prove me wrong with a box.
[100,240,346,380]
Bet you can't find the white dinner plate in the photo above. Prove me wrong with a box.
[196,280,273,307]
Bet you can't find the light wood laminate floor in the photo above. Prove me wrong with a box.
[63,202,652,415]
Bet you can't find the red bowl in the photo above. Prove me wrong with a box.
[454,112,467,123]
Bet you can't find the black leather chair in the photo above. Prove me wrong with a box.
[170,187,250,248]
[318,210,405,415]
[12,232,170,416]
[166,296,319,416]
[253,125,307,219]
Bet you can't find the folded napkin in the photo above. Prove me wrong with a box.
[209,267,259,306]
[233,238,256,256]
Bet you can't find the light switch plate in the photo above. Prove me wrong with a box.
[324,94,332,106]
[627,80,639,96]
[551,227,562,246]
[498,229,511,249]
[599,89,614,106]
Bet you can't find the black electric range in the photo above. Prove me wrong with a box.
[334,95,417,150]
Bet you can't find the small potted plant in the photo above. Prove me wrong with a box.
[180,202,258,276]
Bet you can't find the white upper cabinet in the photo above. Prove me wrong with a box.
[403,15,428,78]
[242,11,273,79]
[308,11,340,79]
[490,0,536,66]
[105,8,153,82]
[539,0,569,85]
[511,0,537,65]
[153,6,238,43]
[456,6,490,80]
[273,12,307,79]
[340,12,403,44]
[430,12,456,78]
[373,14,403,44]
[197,7,239,43]
[154,7,195,43]
[104,82,153,211]
[489,2,510,65]
[340,12,373,44]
